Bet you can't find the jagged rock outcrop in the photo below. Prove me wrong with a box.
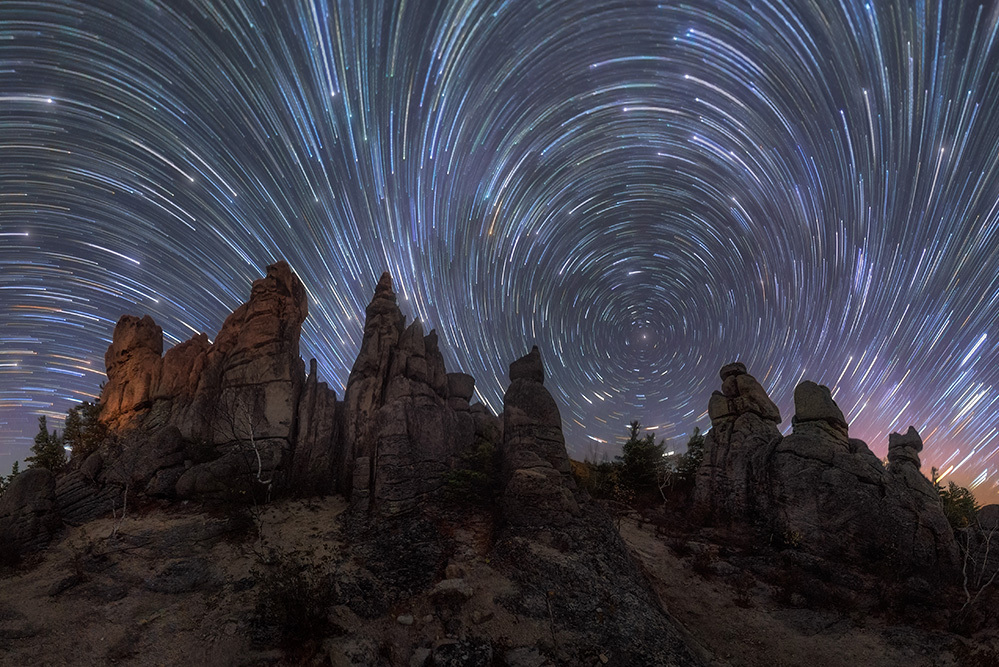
[308,272,481,515]
[339,272,406,493]
[94,261,311,499]
[500,346,579,527]
[695,362,959,579]
[694,363,782,521]
[364,320,471,515]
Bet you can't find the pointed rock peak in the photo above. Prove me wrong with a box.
[363,272,404,327]
[509,345,544,384]
[374,271,395,298]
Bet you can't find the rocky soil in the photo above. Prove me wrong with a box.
[2,495,996,666]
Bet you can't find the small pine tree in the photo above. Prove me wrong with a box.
[0,461,19,496]
[26,416,66,472]
[618,420,666,497]
[0,462,13,496]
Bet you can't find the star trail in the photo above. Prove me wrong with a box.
[1,1,998,500]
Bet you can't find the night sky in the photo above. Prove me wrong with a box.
[1,1,998,501]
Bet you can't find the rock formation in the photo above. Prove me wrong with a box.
[694,362,782,521]
[695,362,959,579]
[289,358,340,496]
[92,260,311,501]
[500,346,580,527]
[0,468,61,555]
[1,263,500,551]
[339,276,481,516]
[339,272,406,494]
[101,314,164,428]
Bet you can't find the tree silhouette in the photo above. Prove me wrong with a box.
[26,416,66,472]
[617,420,666,497]
[63,400,107,459]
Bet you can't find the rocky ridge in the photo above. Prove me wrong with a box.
[694,362,959,579]
[2,261,995,665]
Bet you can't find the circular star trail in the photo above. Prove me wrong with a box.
[2,1,998,500]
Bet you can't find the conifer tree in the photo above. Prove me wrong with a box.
[0,461,18,496]
[618,420,666,496]
[26,416,66,472]
[63,400,106,459]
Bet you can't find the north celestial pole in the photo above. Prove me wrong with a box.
[1,1,998,500]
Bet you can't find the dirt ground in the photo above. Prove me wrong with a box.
[616,513,999,667]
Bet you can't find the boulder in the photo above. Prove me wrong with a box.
[447,373,475,402]
[791,381,849,445]
[887,426,924,467]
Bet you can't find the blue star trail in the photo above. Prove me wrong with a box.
[1,1,998,500]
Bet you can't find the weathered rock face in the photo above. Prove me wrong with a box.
[288,359,342,496]
[788,381,849,446]
[101,315,164,428]
[209,260,307,440]
[155,334,210,402]
[169,261,308,498]
[364,319,461,515]
[694,363,782,522]
[695,362,959,579]
[94,261,310,499]
[500,347,579,527]
[332,274,480,515]
[340,272,406,493]
[0,468,61,555]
